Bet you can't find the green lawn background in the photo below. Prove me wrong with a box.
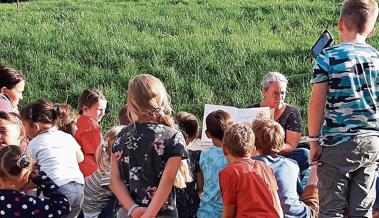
[0,0,376,131]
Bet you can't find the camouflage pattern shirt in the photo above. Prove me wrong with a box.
[311,42,379,146]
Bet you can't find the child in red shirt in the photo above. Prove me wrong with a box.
[219,123,283,218]
[75,89,107,178]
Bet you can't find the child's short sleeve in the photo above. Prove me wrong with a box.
[219,166,237,206]
[311,50,329,84]
[69,135,82,151]
[166,132,188,159]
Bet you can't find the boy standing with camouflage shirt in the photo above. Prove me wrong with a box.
[308,0,379,217]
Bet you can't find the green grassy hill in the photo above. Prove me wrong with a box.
[0,0,375,130]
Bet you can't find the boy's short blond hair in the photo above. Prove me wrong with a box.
[251,119,284,156]
[341,0,379,34]
[223,123,255,158]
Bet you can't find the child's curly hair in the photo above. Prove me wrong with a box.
[251,119,284,156]
[223,123,256,158]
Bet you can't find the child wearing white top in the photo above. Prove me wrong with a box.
[20,99,85,218]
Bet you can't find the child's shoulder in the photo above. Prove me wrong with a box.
[201,146,221,156]
[141,123,182,137]
[76,116,100,133]
[324,42,379,57]
[200,147,225,166]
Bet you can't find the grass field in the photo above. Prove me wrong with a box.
[0,0,376,130]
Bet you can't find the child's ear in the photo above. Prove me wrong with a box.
[222,145,228,156]
[0,86,7,94]
[82,106,89,113]
[205,130,211,139]
[338,18,344,32]
[33,123,40,132]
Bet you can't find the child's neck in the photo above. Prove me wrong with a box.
[37,123,55,135]
[211,138,223,147]
[228,155,251,164]
[340,31,367,43]
[0,179,22,191]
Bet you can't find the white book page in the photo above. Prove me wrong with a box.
[237,107,271,124]
[200,105,271,146]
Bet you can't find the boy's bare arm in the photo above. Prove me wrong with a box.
[308,82,328,163]
[196,170,204,197]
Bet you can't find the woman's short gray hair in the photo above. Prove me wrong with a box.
[260,72,288,91]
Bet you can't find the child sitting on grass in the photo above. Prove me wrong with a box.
[220,123,282,218]
[197,110,233,218]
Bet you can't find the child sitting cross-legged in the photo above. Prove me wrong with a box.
[219,123,283,218]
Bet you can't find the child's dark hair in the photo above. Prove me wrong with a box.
[0,66,25,90]
[20,99,59,125]
[251,119,284,156]
[223,123,255,158]
[205,110,233,140]
[0,145,31,179]
[78,89,107,115]
[175,112,199,140]
[118,104,131,125]
[55,103,78,135]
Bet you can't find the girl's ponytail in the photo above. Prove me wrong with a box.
[20,99,58,125]
[54,104,78,135]
[157,114,175,128]
[0,145,31,179]
[96,126,124,174]
[174,159,193,189]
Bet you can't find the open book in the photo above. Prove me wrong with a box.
[201,104,271,146]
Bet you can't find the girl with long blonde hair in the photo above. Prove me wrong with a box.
[110,74,190,218]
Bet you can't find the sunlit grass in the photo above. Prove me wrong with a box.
[0,0,376,130]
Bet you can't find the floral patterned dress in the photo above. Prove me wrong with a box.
[112,123,188,217]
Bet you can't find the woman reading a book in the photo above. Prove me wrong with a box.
[249,72,310,177]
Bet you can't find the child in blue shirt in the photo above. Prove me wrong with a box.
[197,110,233,218]
[308,0,379,217]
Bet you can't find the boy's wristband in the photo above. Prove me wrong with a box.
[127,204,139,217]
[307,136,320,142]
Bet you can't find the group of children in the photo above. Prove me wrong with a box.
[0,0,378,217]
